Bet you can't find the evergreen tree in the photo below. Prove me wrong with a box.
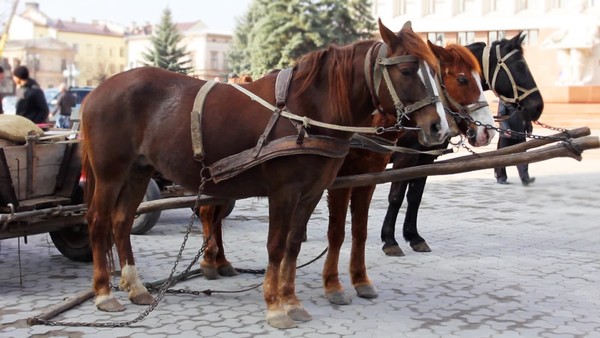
[228,0,376,78]
[143,8,192,74]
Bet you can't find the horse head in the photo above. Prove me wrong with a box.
[477,32,544,122]
[372,20,449,147]
[427,41,495,147]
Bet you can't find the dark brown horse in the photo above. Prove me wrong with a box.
[82,20,448,329]
[321,41,495,305]
[380,32,544,257]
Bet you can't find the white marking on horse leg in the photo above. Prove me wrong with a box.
[119,264,149,299]
[95,294,115,306]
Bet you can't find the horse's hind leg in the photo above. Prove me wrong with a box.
[113,170,155,306]
[200,204,238,279]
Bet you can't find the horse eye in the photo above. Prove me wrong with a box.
[457,76,468,85]
[400,68,412,76]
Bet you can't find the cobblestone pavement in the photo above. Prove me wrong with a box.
[1,129,599,338]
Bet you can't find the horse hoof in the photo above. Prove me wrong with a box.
[218,264,239,277]
[411,242,431,252]
[97,297,125,312]
[266,312,297,329]
[325,291,352,305]
[355,285,378,299]
[287,307,312,322]
[130,292,154,305]
[201,266,220,280]
[383,245,405,257]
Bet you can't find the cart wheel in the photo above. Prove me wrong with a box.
[49,223,93,262]
[131,179,162,235]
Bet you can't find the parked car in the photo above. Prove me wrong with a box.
[47,86,94,121]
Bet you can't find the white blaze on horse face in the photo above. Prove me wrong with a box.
[418,63,450,141]
[469,70,495,146]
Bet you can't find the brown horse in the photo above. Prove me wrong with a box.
[82,20,448,329]
[197,42,494,302]
[321,41,495,305]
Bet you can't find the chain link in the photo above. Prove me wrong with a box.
[33,180,210,327]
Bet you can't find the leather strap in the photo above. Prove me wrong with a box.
[191,80,218,161]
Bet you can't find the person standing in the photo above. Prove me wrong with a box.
[50,83,76,128]
[0,66,5,114]
[12,65,49,124]
[494,102,535,186]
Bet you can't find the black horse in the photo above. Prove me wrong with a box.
[380,32,544,256]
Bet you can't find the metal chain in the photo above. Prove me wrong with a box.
[533,120,568,133]
[34,180,210,327]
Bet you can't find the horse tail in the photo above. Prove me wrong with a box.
[81,134,116,273]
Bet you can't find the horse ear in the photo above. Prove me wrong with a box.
[378,18,399,50]
[427,40,447,60]
[401,21,413,32]
[509,31,527,48]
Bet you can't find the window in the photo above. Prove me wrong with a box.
[73,43,79,52]
[61,59,67,71]
[551,0,565,9]
[222,52,228,70]
[459,0,477,13]
[210,51,219,70]
[120,47,125,58]
[429,0,445,14]
[516,0,528,11]
[428,32,445,45]
[488,30,505,43]
[457,31,475,45]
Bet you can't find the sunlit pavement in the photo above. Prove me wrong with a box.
[1,107,599,338]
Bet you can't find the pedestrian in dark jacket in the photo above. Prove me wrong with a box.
[12,65,49,124]
[50,83,76,128]
[494,102,535,186]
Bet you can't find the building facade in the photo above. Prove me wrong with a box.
[372,0,600,102]
[7,2,126,88]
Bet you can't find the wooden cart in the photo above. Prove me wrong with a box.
[0,133,91,261]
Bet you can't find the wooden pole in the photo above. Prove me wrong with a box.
[27,289,95,325]
[331,136,599,190]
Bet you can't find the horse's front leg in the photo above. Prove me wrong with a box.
[349,185,378,299]
[403,176,432,253]
[322,188,351,305]
[381,179,409,256]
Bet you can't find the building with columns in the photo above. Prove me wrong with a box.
[372,0,600,102]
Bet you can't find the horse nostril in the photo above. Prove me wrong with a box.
[431,123,442,135]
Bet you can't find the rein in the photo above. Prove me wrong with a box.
[482,44,539,107]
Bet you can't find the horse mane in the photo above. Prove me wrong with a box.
[443,44,481,74]
[399,28,438,72]
[492,37,524,54]
[293,40,371,125]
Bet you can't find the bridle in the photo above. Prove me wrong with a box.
[482,44,539,108]
[364,42,441,131]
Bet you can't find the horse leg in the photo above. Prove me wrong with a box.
[113,173,155,306]
[199,204,238,279]
[349,185,378,299]
[263,191,301,329]
[381,180,409,256]
[88,182,125,312]
[280,193,322,322]
[322,188,352,305]
[403,177,432,253]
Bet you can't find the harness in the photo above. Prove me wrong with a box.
[190,42,442,183]
[482,44,539,107]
